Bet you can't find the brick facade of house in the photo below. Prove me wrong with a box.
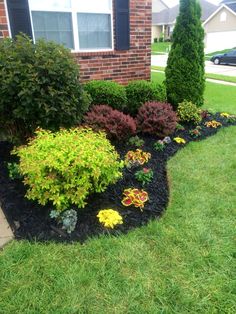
[0,0,151,84]
[0,0,9,38]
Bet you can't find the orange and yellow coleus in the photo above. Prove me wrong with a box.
[205,120,222,128]
[125,149,151,167]
[121,188,149,211]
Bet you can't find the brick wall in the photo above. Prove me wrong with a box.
[75,0,152,84]
[0,0,9,39]
[0,0,151,84]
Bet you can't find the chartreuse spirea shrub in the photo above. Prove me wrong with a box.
[0,34,89,141]
[84,80,127,111]
[84,105,136,140]
[136,102,177,137]
[125,80,166,115]
[13,128,124,211]
[177,100,202,125]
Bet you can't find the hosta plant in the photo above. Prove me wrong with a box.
[205,120,222,128]
[50,209,77,234]
[97,209,123,229]
[125,149,151,168]
[135,168,154,186]
[174,137,186,144]
[13,128,124,211]
[122,188,149,211]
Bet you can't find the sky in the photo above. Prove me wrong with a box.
[164,0,221,7]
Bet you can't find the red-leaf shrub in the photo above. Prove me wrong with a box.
[84,105,136,140]
[136,102,177,137]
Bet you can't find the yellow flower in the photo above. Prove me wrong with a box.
[174,137,186,144]
[205,120,222,128]
[97,209,123,229]
[220,112,230,118]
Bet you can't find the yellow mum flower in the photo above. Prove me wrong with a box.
[97,209,123,229]
[205,120,222,128]
[220,112,230,118]
[174,137,186,144]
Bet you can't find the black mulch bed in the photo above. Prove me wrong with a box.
[0,113,235,243]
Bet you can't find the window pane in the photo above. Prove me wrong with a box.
[77,13,112,49]
[29,0,71,10]
[75,0,111,13]
[32,12,74,49]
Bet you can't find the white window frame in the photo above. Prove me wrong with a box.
[28,0,114,53]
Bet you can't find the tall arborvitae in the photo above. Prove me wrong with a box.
[165,0,205,108]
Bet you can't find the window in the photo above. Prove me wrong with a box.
[220,12,227,22]
[28,0,113,51]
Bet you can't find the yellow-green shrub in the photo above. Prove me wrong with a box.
[13,128,123,211]
[177,100,202,124]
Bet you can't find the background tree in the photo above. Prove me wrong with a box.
[165,0,205,108]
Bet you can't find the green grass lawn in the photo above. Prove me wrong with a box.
[151,71,236,114]
[1,76,236,313]
[152,66,236,84]
[152,42,171,54]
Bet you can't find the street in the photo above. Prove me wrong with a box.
[151,55,236,77]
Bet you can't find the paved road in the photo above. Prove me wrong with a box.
[151,54,236,77]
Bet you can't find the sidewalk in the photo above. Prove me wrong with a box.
[0,207,14,248]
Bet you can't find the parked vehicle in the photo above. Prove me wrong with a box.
[210,50,236,65]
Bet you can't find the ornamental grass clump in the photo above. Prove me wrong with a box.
[13,128,124,211]
[97,209,123,229]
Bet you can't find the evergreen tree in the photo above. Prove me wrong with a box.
[165,0,205,108]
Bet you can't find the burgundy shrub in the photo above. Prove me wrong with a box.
[84,105,136,140]
[136,102,177,137]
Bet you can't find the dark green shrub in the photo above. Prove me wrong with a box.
[177,100,202,124]
[125,80,166,115]
[84,80,127,111]
[165,0,205,108]
[13,128,124,211]
[0,34,88,141]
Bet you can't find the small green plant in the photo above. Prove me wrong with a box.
[128,136,144,147]
[135,168,154,186]
[189,126,202,138]
[13,128,124,211]
[7,162,22,180]
[50,209,77,234]
[177,100,202,124]
[176,123,185,131]
[84,80,127,111]
[153,141,166,151]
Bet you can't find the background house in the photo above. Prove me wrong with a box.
[0,0,152,84]
[152,0,218,42]
[204,0,236,52]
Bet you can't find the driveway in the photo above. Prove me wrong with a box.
[151,55,236,77]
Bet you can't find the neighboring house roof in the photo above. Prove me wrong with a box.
[152,0,218,25]
[221,0,236,11]
[203,3,236,25]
